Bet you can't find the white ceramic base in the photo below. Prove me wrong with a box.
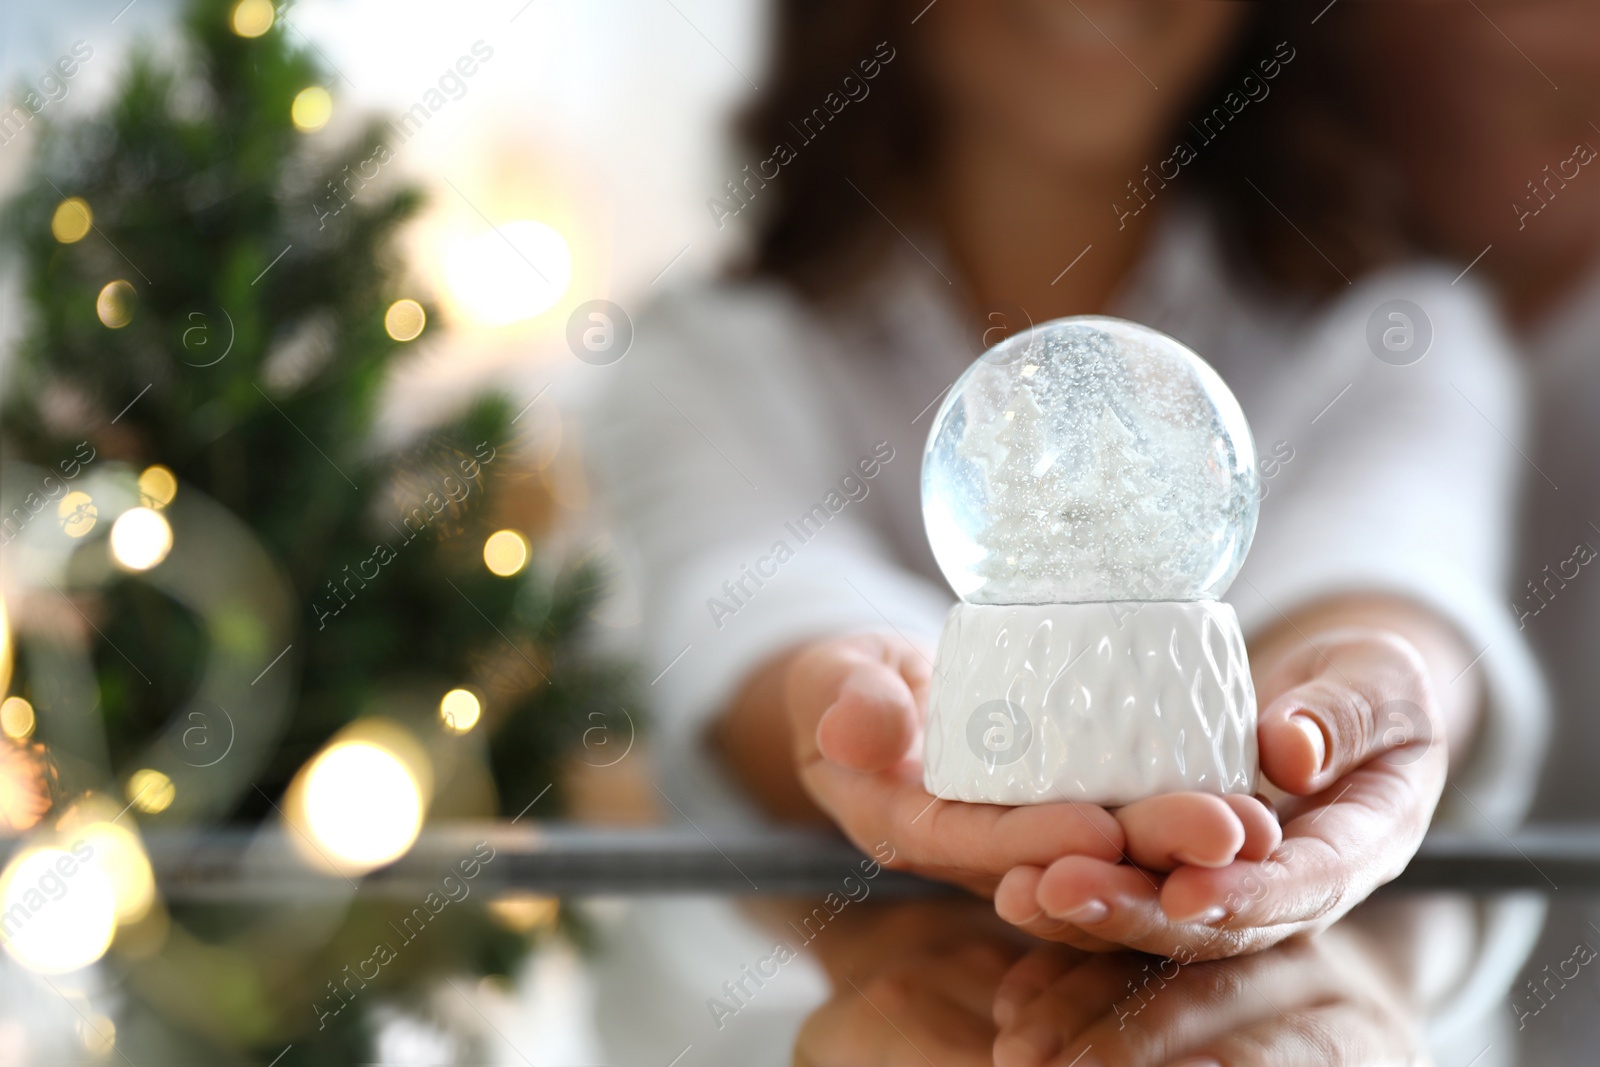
[922,600,1257,806]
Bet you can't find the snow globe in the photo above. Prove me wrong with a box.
[920,316,1259,806]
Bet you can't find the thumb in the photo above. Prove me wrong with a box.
[1257,634,1442,795]
[787,638,924,774]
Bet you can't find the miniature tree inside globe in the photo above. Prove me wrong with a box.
[921,317,1260,805]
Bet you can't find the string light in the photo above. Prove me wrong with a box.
[483,529,529,577]
[487,893,559,932]
[57,491,98,537]
[50,198,92,243]
[300,741,423,869]
[0,847,117,973]
[0,697,35,741]
[126,769,175,815]
[230,0,275,37]
[96,280,134,328]
[137,465,177,509]
[443,220,572,326]
[291,86,333,132]
[439,688,481,734]
[110,507,173,571]
[385,299,426,342]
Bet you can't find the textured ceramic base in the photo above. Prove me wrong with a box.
[922,600,1257,806]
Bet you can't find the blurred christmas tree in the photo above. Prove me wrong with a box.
[0,0,636,1059]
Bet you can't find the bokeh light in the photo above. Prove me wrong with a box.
[0,847,117,974]
[126,769,175,815]
[57,491,98,537]
[439,688,481,734]
[71,821,157,924]
[291,86,333,132]
[1,697,35,741]
[96,280,134,328]
[137,465,177,509]
[0,597,11,696]
[384,299,427,342]
[487,893,559,933]
[443,220,572,326]
[77,1016,116,1056]
[301,741,423,869]
[50,198,92,244]
[110,507,173,571]
[230,0,275,37]
[483,529,529,577]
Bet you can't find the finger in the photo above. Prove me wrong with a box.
[1161,748,1444,930]
[1222,794,1282,863]
[1185,1002,1416,1067]
[994,867,1126,951]
[803,760,1127,889]
[1256,634,1439,796]
[1039,942,1356,1067]
[992,955,1151,1067]
[993,944,1082,1028]
[1115,793,1246,870]
[937,941,1021,1019]
[815,660,922,772]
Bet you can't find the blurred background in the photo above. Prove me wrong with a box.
[1,1,1598,1065]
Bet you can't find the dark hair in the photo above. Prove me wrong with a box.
[1190,5,1419,300]
[732,1,934,300]
[737,1,1402,304]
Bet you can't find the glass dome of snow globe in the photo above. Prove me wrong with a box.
[922,316,1259,606]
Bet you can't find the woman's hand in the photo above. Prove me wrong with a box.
[995,627,1449,959]
[775,633,1134,895]
[989,927,1429,1067]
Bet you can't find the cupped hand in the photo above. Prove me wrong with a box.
[990,927,1428,1067]
[785,632,1145,895]
[995,628,1448,959]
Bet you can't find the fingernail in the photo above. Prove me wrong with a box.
[1171,904,1227,925]
[993,997,1018,1029]
[1053,899,1109,924]
[993,1026,1060,1067]
[1289,712,1328,772]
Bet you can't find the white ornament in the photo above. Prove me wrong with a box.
[921,317,1260,805]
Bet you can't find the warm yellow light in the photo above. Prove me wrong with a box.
[0,847,117,974]
[77,1015,116,1056]
[57,491,98,538]
[439,688,482,734]
[96,280,134,328]
[443,220,572,326]
[109,507,173,571]
[384,299,426,342]
[51,198,92,243]
[137,465,177,509]
[0,598,11,697]
[291,86,333,132]
[1,697,35,741]
[483,529,529,577]
[126,769,174,815]
[74,822,157,924]
[487,893,559,933]
[230,0,275,37]
[301,741,423,868]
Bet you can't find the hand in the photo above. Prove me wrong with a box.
[995,628,1448,959]
[794,920,1017,1067]
[989,928,1429,1067]
[783,633,1137,895]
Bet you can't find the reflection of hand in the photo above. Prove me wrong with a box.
[991,927,1429,1067]
[783,633,1133,896]
[794,934,1015,1067]
[997,629,1447,960]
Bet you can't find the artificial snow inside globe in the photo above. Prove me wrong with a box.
[921,316,1260,805]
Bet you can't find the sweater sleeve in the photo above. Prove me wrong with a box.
[1226,269,1549,830]
[586,287,954,824]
